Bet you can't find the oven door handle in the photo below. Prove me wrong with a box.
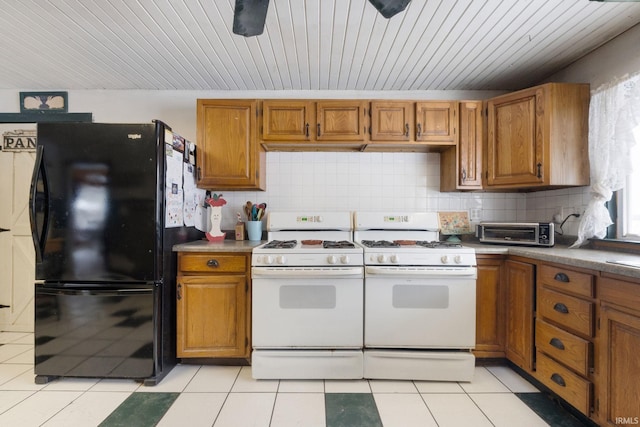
[252,266,363,278]
[365,266,477,278]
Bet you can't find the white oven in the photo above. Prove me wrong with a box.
[354,211,478,382]
[250,211,364,379]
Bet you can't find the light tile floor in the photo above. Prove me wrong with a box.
[0,331,590,427]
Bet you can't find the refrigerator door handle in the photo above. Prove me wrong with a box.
[29,145,49,262]
[36,287,153,297]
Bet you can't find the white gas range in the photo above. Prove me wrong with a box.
[251,212,364,379]
[354,211,478,382]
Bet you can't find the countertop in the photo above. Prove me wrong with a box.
[173,239,265,253]
[469,243,640,280]
[173,239,640,280]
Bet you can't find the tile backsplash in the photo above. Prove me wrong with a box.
[212,151,590,237]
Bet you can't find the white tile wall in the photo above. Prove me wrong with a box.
[212,152,590,236]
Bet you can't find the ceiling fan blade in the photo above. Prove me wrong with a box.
[233,0,270,37]
[368,0,412,18]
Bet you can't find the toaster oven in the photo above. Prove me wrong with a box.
[476,222,554,247]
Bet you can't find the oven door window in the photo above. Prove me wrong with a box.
[280,285,336,309]
[393,284,448,309]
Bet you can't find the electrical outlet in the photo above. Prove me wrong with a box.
[469,208,481,222]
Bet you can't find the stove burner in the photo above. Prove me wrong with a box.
[263,240,297,249]
[416,241,463,249]
[323,240,356,249]
[360,240,400,248]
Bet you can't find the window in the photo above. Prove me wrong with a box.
[617,126,640,240]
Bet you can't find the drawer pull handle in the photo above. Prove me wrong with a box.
[553,302,569,314]
[207,259,219,268]
[554,272,570,282]
[550,337,565,350]
[177,284,182,300]
[551,373,566,387]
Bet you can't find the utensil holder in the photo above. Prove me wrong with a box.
[246,221,262,241]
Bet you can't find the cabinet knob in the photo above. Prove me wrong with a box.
[550,373,566,387]
[553,302,569,314]
[554,272,570,282]
[207,259,219,268]
[549,337,565,350]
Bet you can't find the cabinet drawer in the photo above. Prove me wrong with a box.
[538,286,594,337]
[536,351,592,416]
[539,265,594,297]
[179,254,247,273]
[535,319,591,377]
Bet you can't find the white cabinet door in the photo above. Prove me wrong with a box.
[0,126,36,332]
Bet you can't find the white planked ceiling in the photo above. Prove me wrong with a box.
[0,0,639,91]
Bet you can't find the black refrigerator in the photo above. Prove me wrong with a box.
[30,121,203,386]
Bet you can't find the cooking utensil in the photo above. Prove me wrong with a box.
[244,201,253,220]
[256,202,267,220]
[251,204,258,220]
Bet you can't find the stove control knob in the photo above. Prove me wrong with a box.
[454,255,463,264]
[377,254,387,263]
[390,254,399,264]
[340,255,350,264]
[264,256,274,265]
[276,256,287,265]
[441,255,450,264]
[327,255,338,264]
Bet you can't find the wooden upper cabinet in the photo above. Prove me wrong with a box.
[262,100,314,141]
[370,101,412,141]
[486,83,589,190]
[440,101,483,191]
[316,100,367,141]
[196,99,265,190]
[415,101,458,144]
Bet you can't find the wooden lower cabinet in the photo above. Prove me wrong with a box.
[504,258,535,372]
[597,274,640,426]
[474,255,506,357]
[176,252,251,359]
[534,262,596,418]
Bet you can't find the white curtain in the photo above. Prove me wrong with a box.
[571,73,640,247]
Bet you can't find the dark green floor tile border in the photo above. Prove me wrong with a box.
[516,393,597,427]
[325,393,383,427]
[99,392,179,427]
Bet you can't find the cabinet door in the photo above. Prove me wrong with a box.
[370,101,412,141]
[440,101,482,191]
[177,275,248,358]
[599,304,640,426]
[486,87,544,187]
[458,101,483,187]
[505,259,535,372]
[415,101,457,144]
[196,99,265,190]
[262,100,314,141]
[475,255,505,357]
[316,101,367,141]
